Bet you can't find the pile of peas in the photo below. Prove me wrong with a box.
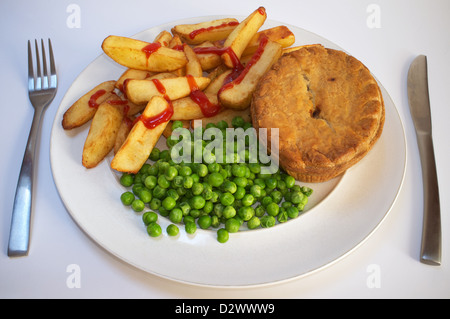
[119,116,313,243]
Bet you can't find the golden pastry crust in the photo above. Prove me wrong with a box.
[251,44,385,182]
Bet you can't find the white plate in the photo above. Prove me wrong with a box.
[50,16,406,287]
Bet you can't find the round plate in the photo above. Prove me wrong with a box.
[50,16,406,287]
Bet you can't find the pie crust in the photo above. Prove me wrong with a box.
[251,44,385,182]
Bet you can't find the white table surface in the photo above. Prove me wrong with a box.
[1,0,449,299]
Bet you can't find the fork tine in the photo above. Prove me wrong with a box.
[28,40,34,92]
[41,39,49,89]
[34,40,41,91]
[48,39,57,89]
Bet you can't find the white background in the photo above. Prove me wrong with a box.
[1,0,449,298]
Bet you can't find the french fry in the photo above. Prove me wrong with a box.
[183,44,203,77]
[82,96,126,168]
[221,7,267,68]
[191,107,251,128]
[204,69,232,95]
[171,93,219,120]
[163,120,190,138]
[153,30,172,47]
[102,35,188,72]
[194,41,223,71]
[115,69,154,92]
[62,80,116,130]
[219,39,282,109]
[111,96,171,173]
[114,116,134,154]
[242,25,295,56]
[171,18,239,45]
[125,76,211,105]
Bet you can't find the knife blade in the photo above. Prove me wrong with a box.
[407,55,441,266]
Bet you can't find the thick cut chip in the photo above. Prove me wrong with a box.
[171,18,239,45]
[111,96,172,173]
[82,96,125,168]
[62,80,116,130]
[102,35,187,72]
[125,76,210,105]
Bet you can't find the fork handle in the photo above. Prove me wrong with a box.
[8,107,44,257]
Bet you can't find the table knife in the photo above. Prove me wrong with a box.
[407,55,441,266]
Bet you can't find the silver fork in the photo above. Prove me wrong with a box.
[7,39,57,257]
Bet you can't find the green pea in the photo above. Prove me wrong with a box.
[270,190,283,204]
[120,173,134,187]
[221,180,237,194]
[149,198,161,210]
[167,189,180,201]
[169,208,183,223]
[157,175,170,189]
[241,194,254,207]
[216,120,228,130]
[185,221,197,234]
[191,195,206,210]
[277,209,288,223]
[159,149,171,161]
[179,165,192,177]
[208,172,224,187]
[183,175,194,189]
[286,206,299,219]
[149,147,160,161]
[234,186,246,200]
[171,120,184,130]
[196,163,208,177]
[248,163,261,174]
[265,177,277,190]
[247,216,261,229]
[138,189,152,203]
[217,228,229,243]
[290,191,304,204]
[261,196,272,207]
[260,215,276,228]
[266,202,280,217]
[255,205,265,217]
[147,222,162,237]
[225,218,240,233]
[120,192,134,206]
[142,211,158,225]
[192,182,204,195]
[203,200,213,214]
[231,116,245,128]
[198,215,212,229]
[165,166,178,181]
[233,176,247,188]
[223,205,236,219]
[147,165,159,176]
[179,201,191,216]
[238,206,254,221]
[301,186,313,197]
[144,175,157,189]
[231,164,246,177]
[220,192,235,206]
[250,185,262,198]
[166,224,179,236]
[131,199,145,212]
[172,175,184,188]
[162,196,176,210]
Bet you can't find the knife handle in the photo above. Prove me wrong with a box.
[416,131,441,265]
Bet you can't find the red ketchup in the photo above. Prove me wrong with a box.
[189,21,239,40]
[88,89,107,108]
[141,43,162,67]
[186,75,221,117]
[135,78,173,129]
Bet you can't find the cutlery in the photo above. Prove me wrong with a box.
[407,55,441,266]
[7,39,57,257]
